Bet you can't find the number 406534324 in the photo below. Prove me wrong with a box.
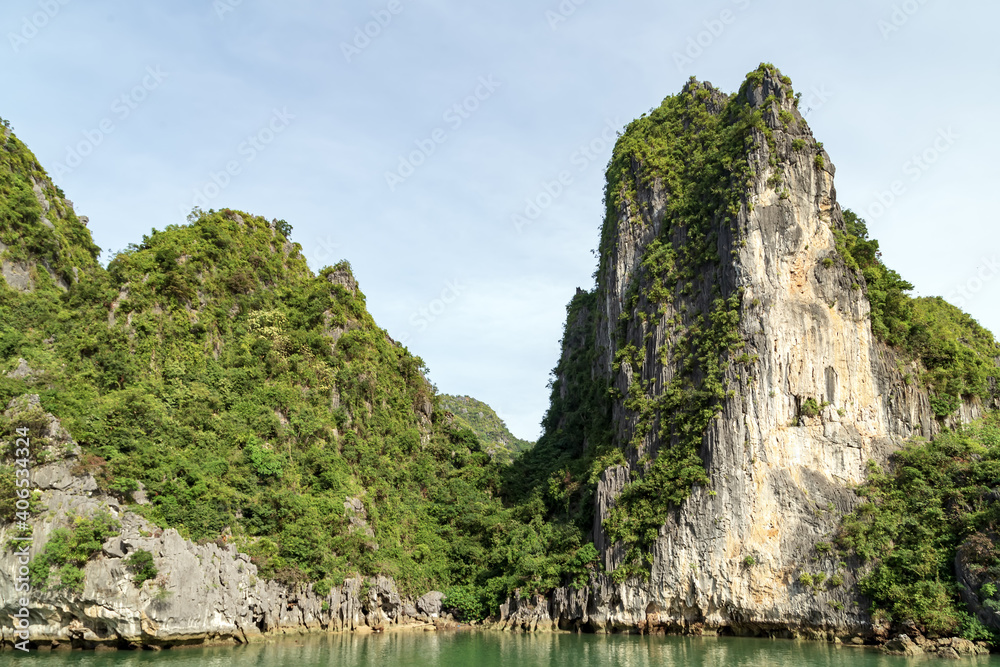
[15,427,30,468]
[14,427,31,519]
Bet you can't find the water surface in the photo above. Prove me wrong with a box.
[8,632,998,666]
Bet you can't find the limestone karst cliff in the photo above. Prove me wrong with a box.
[504,64,999,637]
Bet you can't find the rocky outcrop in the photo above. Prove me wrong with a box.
[956,533,1000,633]
[507,67,998,640]
[883,633,990,658]
[344,496,377,542]
[0,397,449,650]
[416,591,445,617]
[326,266,358,295]
[3,359,36,381]
[882,634,924,656]
[0,240,34,293]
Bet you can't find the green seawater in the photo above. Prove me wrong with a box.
[6,633,998,666]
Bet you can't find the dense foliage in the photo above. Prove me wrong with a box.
[127,549,159,586]
[28,512,120,593]
[835,210,999,416]
[0,129,100,285]
[836,413,1000,640]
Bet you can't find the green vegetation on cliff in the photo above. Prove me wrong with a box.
[28,512,120,593]
[836,210,1000,417]
[592,67,800,578]
[438,395,534,463]
[0,127,99,287]
[836,413,1000,640]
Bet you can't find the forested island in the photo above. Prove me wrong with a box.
[1,65,998,658]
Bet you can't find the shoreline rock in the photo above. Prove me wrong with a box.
[0,396,451,651]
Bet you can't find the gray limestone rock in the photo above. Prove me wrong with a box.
[327,267,358,294]
[416,591,444,617]
[344,496,376,541]
[882,634,923,656]
[132,482,150,505]
[1,257,34,292]
[4,358,36,380]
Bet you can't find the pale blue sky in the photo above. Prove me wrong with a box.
[3,0,998,439]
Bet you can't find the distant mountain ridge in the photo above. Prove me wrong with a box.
[438,394,534,462]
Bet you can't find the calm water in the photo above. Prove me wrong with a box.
[6,632,999,666]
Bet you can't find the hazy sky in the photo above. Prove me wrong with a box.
[2,0,998,440]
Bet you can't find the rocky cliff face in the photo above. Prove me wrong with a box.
[0,396,449,650]
[503,66,998,637]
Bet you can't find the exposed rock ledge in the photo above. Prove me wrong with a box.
[0,396,450,651]
[494,589,991,659]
